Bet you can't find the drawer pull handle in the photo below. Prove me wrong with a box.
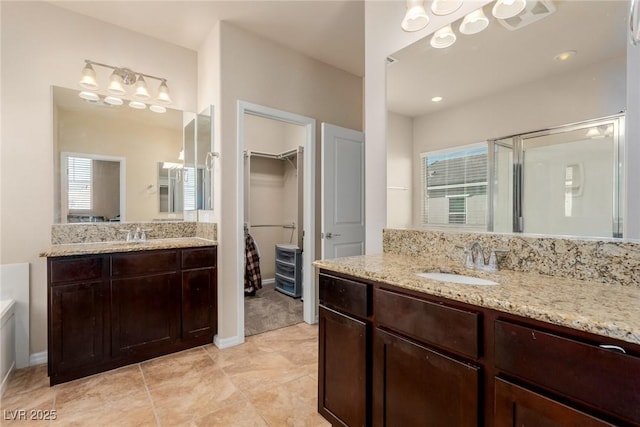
[599,344,626,354]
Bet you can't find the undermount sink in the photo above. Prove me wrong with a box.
[416,272,499,286]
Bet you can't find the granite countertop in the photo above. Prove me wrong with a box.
[314,253,640,346]
[40,237,217,257]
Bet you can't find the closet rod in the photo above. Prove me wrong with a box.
[248,223,296,229]
[245,148,299,160]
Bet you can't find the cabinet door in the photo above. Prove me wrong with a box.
[495,378,615,427]
[111,273,180,357]
[319,306,369,427]
[373,328,480,427]
[182,268,217,339]
[50,281,107,373]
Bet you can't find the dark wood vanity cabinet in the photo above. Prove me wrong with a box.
[373,287,481,427]
[319,273,372,427]
[318,269,640,427]
[48,246,217,385]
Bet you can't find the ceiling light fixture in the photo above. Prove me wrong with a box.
[76,59,173,108]
[431,0,463,16]
[460,8,490,35]
[401,0,430,32]
[492,0,527,20]
[430,25,457,49]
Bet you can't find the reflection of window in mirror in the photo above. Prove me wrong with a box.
[62,153,122,223]
[420,144,488,231]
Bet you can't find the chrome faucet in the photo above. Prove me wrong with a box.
[120,227,149,242]
[457,242,506,273]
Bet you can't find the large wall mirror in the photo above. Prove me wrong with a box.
[53,85,194,223]
[386,0,629,238]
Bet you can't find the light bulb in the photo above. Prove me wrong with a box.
[430,25,457,49]
[108,72,126,95]
[401,0,429,32]
[79,63,98,90]
[460,8,489,35]
[134,75,150,100]
[156,81,172,104]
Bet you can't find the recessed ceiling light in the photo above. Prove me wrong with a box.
[431,96,443,102]
[554,50,576,62]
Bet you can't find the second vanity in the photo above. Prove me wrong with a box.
[315,252,640,427]
[41,237,217,386]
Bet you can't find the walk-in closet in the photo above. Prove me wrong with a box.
[243,113,305,336]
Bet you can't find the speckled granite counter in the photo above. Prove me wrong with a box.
[314,253,640,345]
[40,237,217,257]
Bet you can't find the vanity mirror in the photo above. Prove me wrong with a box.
[53,85,192,223]
[387,0,629,238]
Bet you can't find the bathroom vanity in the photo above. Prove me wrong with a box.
[316,253,640,427]
[43,240,217,385]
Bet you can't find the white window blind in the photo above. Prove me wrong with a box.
[68,156,92,210]
[183,166,196,211]
[420,145,488,228]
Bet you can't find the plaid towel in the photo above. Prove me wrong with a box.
[244,233,262,291]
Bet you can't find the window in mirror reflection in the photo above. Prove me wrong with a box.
[420,144,488,230]
[62,153,122,223]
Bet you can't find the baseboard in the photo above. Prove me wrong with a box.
[29,351,47,366]
[262,278,275,285]
[213,334,244,349]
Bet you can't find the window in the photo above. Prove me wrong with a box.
[67,156,92,210]
[420,144,488,228]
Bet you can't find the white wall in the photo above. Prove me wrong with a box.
[410,56,626,226]
[200,22,362,343]
[386,111,413,228]
[0,2,197,355]
[364,0,491,253]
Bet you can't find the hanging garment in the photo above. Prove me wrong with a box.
[244,232,263,295]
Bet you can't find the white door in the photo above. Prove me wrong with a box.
[321,123,365,259]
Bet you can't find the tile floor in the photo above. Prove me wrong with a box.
[1,323,330,426]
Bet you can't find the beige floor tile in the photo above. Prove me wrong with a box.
[278,339,318,366]
[3,364,49,398]
[249,375,330,427]
[190,400,268,427]
[0,385,57,426]
[140,347,215,390]
[249,325,318,354]
[222,352,307,394]
[51,392,156,427]
[204,341,269,370]
[54,365,146,405]
[148,367,246,425]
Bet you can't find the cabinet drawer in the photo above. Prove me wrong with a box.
[275,260,295,279]
[182,247,216,270]
[495,320,640,424]
[50,256,104,284]
[319,273,370,319]
[375,288,479,359]
[275,246,297,263]
[111,250,179,277]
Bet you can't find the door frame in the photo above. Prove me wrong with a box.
[236,101,317,336]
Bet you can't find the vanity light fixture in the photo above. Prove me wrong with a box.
[431,96,443,102]
[78,91,100,101]
[104,96,123,106]
[430,25,457,49]
[149,105,166,114]
[128,100,147,110]
[76,59,173,108]
[460,8,490,35]
[492,0,527,20]
[554,50,576,62]
[431,0,463,16]
[401,0,430,32]
[78,63,98,90]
